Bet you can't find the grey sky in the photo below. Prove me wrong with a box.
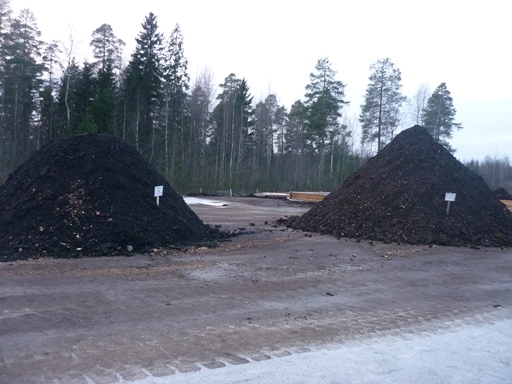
[11,0,512,161]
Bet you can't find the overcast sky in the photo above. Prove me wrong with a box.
[10,0,512,161]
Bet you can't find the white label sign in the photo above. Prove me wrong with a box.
[445,193,456,202]
[154,186,163,197]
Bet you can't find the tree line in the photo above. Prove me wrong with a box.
[2,3,503,194]
[465,157,512,192]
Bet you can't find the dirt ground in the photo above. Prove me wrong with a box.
[1,197,511,384]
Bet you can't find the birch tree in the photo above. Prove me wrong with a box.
[408,82,430,125]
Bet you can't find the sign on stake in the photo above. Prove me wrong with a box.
[444,192,456,215]
[154,185,163,206]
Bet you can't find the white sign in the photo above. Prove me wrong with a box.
[445,193,456,202]
[154,186,163,197]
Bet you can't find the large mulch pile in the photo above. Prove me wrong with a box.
[0,134,225,261]
[287,125,512,247]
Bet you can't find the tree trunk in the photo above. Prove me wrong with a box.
[164,94,169,179]
[135,93,140,151]
[377,80,384,152]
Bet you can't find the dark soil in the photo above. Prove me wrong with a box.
[0,134,226,262]
[495,187,512,200]
[286,126,512,247]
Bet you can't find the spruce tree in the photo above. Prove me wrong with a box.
[122,12,163,154]
[162,23,190,181]
[39,41,60,143]
[70,62,97,134]
[210,74,254,188]
[304,57,348,184]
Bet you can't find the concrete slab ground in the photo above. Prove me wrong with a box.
[135,316,512,384]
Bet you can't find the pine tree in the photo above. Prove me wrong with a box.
[0,0,13,79]
[39,40,61,143]
[89,24,124,135]
[90,23,125,72]
[421,82,462,153]
[0,0,11,36]
[0,8,44,160]
[0,0,13,146]
[359,58,406,153]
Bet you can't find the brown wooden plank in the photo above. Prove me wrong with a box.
[500,200,512,212]
[289,192,330,202]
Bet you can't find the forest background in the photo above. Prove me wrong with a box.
[1,1,510,194]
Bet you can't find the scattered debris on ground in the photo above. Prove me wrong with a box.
[286,125,512,247]
[0,134,227,262]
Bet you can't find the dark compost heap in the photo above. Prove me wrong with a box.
[0,134,224,261]
[287,126,512,247]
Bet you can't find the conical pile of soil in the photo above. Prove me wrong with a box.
[287,126,512,247]
[0,134,223,261]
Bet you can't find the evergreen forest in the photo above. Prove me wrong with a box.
[1,4,510,193]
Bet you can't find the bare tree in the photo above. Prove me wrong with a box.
[408,82,430,125]
[468,156,512,191]
[190,67,215,184]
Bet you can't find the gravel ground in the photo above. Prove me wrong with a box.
[1,197,511,383]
